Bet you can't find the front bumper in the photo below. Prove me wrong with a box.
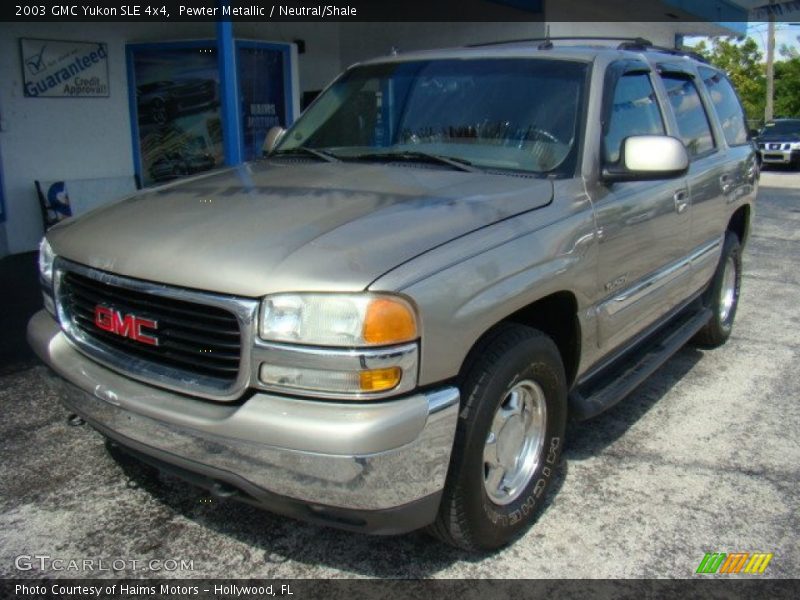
[758,148,800,164]
[27,310,459,534]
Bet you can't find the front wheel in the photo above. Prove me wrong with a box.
[692,231,742,348]
[428,324,567,551]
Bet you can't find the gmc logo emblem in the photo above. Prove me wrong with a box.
[94,305,159,346]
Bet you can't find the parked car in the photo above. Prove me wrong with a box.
[149,148,216,182]
[30,38,757,551]
[754,118,800,169]
[137,79,219,125]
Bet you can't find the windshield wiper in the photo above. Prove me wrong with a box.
[346,151,480,173]
[271,146,341,162]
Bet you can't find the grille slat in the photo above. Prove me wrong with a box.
[66,275,239,327]
[67,290,240,337]
[60,271,242,385]
[71,313,240,363]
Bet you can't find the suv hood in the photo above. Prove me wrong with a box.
[48,160,553,297]
[758,132,800,142]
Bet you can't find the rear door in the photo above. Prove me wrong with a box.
[656,65,729,295]
[690,66,757,288]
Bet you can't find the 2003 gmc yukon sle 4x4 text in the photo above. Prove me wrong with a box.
[28,39,757,551]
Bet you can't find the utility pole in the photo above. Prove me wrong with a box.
[766,1,775,121]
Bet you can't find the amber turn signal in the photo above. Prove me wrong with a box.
[359,367,403,392]
[362,297,417,345]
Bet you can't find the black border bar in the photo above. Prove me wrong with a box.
[3,0,800,23]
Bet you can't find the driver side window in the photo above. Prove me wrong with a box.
[603,73,666,163]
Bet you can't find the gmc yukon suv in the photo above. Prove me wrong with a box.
[28,39,757,551]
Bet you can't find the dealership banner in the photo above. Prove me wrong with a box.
[20,38,109,98]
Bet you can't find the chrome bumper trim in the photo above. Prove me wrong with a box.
[251,339,419,399]
[28,310,459,510]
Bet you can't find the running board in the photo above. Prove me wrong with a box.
[568,306,712,421]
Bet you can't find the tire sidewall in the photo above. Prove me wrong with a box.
[458,336,567,548]
[708,233,742,338]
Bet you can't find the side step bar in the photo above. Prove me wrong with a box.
[568,306,712,421]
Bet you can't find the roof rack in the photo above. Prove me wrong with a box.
[467,36,653,50]
[466,36,709,63]
[617,40,709,63]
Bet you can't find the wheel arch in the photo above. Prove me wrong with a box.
[458,291,581,389]
[728,204,751,247]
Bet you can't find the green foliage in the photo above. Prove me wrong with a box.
[688,36,800,122]
[689,37,765,122]
[774,57,800,117]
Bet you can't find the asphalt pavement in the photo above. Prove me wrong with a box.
[0,171,798,579]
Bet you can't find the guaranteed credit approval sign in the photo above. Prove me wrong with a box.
[20,38,109,97]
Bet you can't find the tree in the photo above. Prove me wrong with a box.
[690,37,766,123]
[774,57,800,117]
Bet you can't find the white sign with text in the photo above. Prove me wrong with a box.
[21,38,109,98]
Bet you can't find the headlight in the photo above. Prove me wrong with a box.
[790,142,800,150]
[38,237,55,285]
[259,293,417,346]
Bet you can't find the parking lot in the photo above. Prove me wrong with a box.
[0,170,798,579]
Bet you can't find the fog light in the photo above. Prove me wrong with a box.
[259,364,402,395]
[359,367,402,392]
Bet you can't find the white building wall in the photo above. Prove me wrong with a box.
[0,21,341,255]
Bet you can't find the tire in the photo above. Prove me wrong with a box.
[692,231,742,348]
[428,324,567,551]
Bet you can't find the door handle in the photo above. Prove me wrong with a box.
[673,190,689,214]
[720,173,733,194]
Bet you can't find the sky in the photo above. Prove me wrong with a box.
[685,22,800,59]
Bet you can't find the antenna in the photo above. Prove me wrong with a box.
[538,25,553,50]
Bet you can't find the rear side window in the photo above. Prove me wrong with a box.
[698,67,748,146]
[660,74,716,157]
[603,73,665,163]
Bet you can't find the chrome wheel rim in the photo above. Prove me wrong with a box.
[719,256,737,324]
[483,379,547,505]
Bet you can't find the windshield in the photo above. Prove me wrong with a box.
[760,120,800,136]
[275,58,588,175]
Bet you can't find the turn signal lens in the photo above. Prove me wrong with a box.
[359,367,402,392]
[363,298,417,345]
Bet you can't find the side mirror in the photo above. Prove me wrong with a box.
[602,135,689,183]
[749,128,760,139]
[262,126,286,156]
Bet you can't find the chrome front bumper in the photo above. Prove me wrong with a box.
[27,310,459,533]
[759,148,799,164]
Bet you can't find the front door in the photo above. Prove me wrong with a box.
[593,66,692,353]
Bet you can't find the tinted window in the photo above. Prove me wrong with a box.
[277,59,588,176]
[698,67,748,146]
[604,73,665,163]
[660,74,715,157]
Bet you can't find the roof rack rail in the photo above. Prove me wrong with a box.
[617,40,709,63]
[467,36,653,50]
[466,36,708,63]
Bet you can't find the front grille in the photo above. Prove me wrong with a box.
[60,270,242,386]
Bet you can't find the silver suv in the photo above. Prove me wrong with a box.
[29,38,757,551]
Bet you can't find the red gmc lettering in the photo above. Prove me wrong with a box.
[94,306,159,346]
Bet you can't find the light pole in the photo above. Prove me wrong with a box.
[766,2,775,121]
